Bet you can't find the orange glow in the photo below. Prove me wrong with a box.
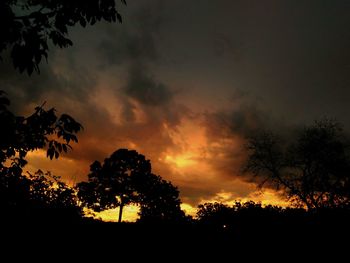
[180,203,198,217]
[85,205,140,222]
[25,150,87,185]
[159,117,208,172]
[165,154,197,168]
[197,189,289,209]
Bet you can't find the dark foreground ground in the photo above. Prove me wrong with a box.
[2,213,349,261]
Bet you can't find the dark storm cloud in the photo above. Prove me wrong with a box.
[98,22,158,66]
[97,1,162,67]
[0,49,96,115]
[151,0,350,127]
[124,65,173,107]
[93,0,184,125]
[204,105,266,140]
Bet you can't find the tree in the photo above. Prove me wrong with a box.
[196,202,233,225]
[78,149,151,222]
[1,169,82,223]
[0,0,126,74]
[244,119,350,210]
[0,91,82,171]
[0,91,82,214]
[77,149,184,223]
[26,170,82,222]
[137,173,184,222]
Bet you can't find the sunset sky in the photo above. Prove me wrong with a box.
[2,0,350,221]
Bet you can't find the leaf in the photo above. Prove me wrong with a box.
[47,147,54,160]
[62,144,68,153]
[70,134,78,143]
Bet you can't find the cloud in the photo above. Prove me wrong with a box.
[200,92,286,187]
[124,65,173,107]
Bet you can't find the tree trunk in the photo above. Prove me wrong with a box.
[118,203,124,223]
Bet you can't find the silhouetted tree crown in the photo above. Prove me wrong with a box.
[245,119,350,210]
[137,173,184,222]
[197,201,284,224]
[77,149,184,222]
[0,0,126,74]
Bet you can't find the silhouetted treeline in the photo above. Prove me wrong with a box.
[196,201,350,242]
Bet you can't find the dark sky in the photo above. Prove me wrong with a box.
[2,0,350,216]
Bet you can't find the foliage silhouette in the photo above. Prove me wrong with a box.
[77,149,184,222]
[77,149,150,222]
[27,170,81,221]
[0,0,126,74]
[244,119,350,210]
[0,91,82,170]
[0,91,82,220]
[136,173,185,222]
[195,200,350,248]
[197,202,234,225]
[1,169,82,223]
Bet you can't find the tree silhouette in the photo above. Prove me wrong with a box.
[0,91,82,217]
[78,149,151,222]
[136,173,184,222]
[0,0,126,74]
[26,170,82,221]
[0,91,82,170]
[77,149,184,223]
[1,169,82,223]
[196,202,233,225]
[244,119,350,210]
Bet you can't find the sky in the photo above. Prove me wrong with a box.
[2,0,350,220]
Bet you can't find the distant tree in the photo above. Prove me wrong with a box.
[77,149,185,223]
[0,0,126,74]
[244,119,350,210]
[77,149,151,223]
[0,91,82,215]
[1,169,82,222]
[137,173,184,222]
[196,202,233,225]
[26,170,82,221]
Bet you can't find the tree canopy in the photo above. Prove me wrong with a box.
[0,91,82,174]
[244,119,350,210]
[77,149,184,222]
[0,0,126,74]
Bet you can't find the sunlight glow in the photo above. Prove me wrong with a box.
[165,154,197,168]
[180,203,198,217]
[86,205,140,222]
